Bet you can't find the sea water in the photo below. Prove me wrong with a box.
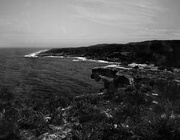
[0,48,106,104]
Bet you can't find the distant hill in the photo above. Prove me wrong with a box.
[38,40,180,68]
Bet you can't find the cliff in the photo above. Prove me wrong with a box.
[38,40,180,68]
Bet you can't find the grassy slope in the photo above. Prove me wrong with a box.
[1,66,180,139]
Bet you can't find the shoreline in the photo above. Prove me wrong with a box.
[24,50,115,64]
[24,49,47,57]
[24,51,160,71]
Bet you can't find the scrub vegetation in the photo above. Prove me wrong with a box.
[1,66,180,140]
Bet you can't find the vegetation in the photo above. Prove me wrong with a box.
[37,40,180,68]
[1,67,180,140]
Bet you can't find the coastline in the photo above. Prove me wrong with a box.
[24,50,161,70]
[24,49,48,57]
[24,50,115,64]
[72,57,114,64]
[30,40,180,68]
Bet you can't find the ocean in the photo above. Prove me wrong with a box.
[0,48,106,107]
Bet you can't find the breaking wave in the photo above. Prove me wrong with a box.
[24,50,47,57]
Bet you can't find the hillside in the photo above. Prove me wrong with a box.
[38,40,180,68]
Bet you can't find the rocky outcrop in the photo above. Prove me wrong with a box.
[91,65,133,94]
[91,65,180,100]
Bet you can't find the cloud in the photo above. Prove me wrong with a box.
[59,26,67,34]
[173,33,180,36]
[71,0,164,28]
[0,0,179,47]
[145,28,180,35]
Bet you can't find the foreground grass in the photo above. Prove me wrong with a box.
[1,73,180,139]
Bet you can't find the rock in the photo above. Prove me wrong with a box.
[91,66,134,95]
[91,64,180,98]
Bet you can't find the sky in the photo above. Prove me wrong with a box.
[0,0,180,48]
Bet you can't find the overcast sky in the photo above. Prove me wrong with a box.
[0,0,180,47]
